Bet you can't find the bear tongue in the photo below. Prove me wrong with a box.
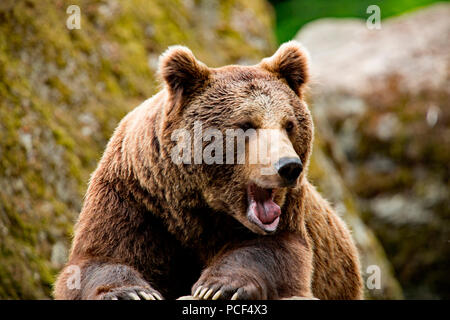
[254,198,281,224]
[248,184,281,225]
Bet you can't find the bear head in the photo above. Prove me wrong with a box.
[158,41,313,235]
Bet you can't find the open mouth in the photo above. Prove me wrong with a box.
[247,183,281,233]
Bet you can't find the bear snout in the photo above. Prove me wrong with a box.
[274,157,303,186]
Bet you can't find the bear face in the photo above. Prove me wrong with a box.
[159,42,313,235]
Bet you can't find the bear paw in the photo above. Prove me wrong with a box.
[192,276,266,300]
[98,286,163,300]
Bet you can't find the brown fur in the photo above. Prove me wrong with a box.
[54,41,363,300]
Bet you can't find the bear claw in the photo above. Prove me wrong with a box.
[128,292,140,300]
[139,291,157,300]
[212,290,222,300]
[204,288,214,299]
[199,287,209,299]
[193,286,202,298]
[193,284,244,300]
[100,286,163,300]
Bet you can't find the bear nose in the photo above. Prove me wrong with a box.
[274,157,303,186]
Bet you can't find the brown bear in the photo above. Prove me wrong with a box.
[54,41,363,300]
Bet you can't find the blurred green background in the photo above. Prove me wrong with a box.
[269,0,443,42]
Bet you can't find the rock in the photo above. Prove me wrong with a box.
[297,5,449,99]
[309,145,403,299]
[50,242,68,269]
[296,3,450,299]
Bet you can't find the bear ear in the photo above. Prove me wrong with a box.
[258,41,310,96]
[158,45,211,97]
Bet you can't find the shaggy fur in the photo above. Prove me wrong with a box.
[54,41,363,300]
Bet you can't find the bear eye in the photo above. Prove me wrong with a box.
[285,120,295,133]
[238,122,256,131]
